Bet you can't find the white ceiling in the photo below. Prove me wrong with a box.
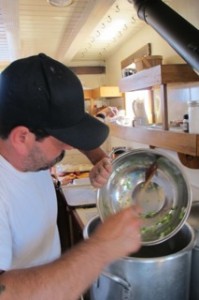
[0,0,147,70]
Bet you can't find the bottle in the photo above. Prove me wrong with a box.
[182,114,189,133]
[188,101,199,133]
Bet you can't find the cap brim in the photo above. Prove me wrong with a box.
[46,113,109,150]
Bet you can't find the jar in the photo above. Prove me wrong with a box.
[182,114,189,133]
[188,101,199,133]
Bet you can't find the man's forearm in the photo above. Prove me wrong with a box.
[0,206,142,300]
[0,239,108,300]
[81,148,108,165]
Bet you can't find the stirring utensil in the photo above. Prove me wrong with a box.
[132,161,164,217]
[143,161,158,191]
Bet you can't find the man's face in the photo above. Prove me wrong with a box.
[23,135,73,172]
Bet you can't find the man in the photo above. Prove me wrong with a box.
[0,53,142,299]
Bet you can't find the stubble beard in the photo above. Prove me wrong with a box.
[22,147,65,172]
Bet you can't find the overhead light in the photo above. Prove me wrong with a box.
[47,0,73,7]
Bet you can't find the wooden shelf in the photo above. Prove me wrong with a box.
[109,123,199,156]
[119,64,199,92]
[116,63,199,168]
[119,64,199,131]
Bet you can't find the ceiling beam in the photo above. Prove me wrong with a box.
[69,66,106,75]
[56,0,115,64]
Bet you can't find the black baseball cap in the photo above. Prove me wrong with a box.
[0,53,109,150]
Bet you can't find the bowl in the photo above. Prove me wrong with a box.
[97,148,192,245]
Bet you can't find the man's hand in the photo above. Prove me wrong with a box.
[89,205,142,262]
[89,157,112,188]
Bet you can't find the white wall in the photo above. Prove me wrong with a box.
[78,73,106,90]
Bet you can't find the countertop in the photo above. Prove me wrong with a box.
[61,179,97,207]
[60,176,98,227]
[75,207,98,227]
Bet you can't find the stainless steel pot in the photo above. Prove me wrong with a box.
[84,216,195,300]
[190,247,199,300]
[187,201,199,300]
[187,201,199,247]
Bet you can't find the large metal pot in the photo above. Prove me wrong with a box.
[84,216,195,300]
[187,201,199,300]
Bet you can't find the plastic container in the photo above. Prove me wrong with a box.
[188,101,199,133]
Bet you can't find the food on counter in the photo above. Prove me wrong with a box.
[60,173,77,185]
[60,171,89,185]
[52,163,92,185]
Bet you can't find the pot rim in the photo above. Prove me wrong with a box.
[119,223,195,262]
[84,216,195,262]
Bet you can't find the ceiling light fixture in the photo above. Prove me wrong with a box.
[47,0,73,7]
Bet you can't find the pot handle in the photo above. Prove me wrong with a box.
[101,271,131,299]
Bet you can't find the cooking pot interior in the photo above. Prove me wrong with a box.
[85,216,194,258]
[132,224,192,258]
[86,216,101,237]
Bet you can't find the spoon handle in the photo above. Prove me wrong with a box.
[143,162,158,190]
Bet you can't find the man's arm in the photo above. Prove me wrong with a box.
[80,148,112,188]
[80,147,108,165]
[0,206,142,300]
[80,106,119,187]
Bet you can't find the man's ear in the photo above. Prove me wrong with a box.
[9,126,33,155]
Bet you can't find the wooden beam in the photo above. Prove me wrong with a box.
[69,66,106,75]
[56,0,116,63]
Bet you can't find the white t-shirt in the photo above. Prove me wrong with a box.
[0,155,61,271]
